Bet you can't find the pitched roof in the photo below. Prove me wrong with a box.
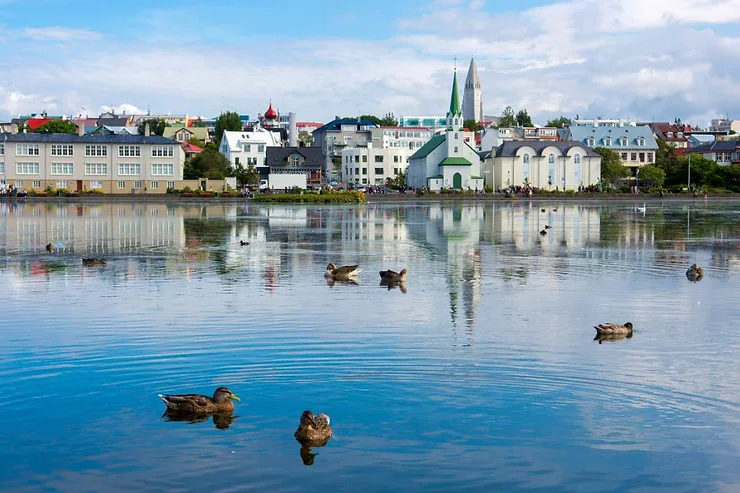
[0,132,177,144]
[265,146,325,167]
[687,141,740,153]
[410,135,446,159]
[565,124,658,150]
[163,126,209,140]
[440,157,472,166]
[448,71,462,117]
[182,142,204,153]
[495,140,601,157]
[313,118,379,133]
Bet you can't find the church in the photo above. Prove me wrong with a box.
[406,69,485,191]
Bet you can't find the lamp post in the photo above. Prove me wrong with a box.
[688,153,691,191]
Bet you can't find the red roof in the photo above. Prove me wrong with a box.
[26,118,55,130]
[181,142,203,154]
[264,102,277,120]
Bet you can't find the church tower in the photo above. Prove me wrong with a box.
[446,68,464,159]
[462,57,482,123]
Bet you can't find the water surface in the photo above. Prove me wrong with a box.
[1,200,739,492]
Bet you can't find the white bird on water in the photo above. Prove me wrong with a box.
[637,203,646,214]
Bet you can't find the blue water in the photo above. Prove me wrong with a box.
[0,200,738,492]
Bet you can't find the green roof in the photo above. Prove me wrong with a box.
[410,134,445,160]
[448,71,461,117]
[428,175,443,179]
[440,157,472,166]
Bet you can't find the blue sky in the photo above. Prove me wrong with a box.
[1,0,740,125]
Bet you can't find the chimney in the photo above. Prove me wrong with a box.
[288,112,297,147]
[78,123,85,136]
[144,123,151,137]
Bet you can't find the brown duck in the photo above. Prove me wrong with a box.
[82,258,107,265]
[325,263,361,280]
[686,264,703,282]
[379,268,407,283]
[158,387,241,414]
[46,243,55,253]
[294,410,332,445]
[593,322,633,336]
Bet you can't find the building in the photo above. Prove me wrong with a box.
[463,57,483,123]
[220,125,282,171]
[340,146,413,186]
[265,147,324,186]
[163,126,210,144]
[398,116,448,130]
[311,118,378,178]
[182,142,204,160]
[686,141,740,165]
[406,70,484,191]
[482,141,601,191]
[0,129,184,193]
[370,126,435,151]
[710,118,740,134]
[560,119,658,174]
[480,126,559,150]
[644,122,689,149]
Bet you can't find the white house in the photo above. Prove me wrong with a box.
[406,70,484,191]
[483,141,601,191]
[220,124,282,170]
[341,145,413,186]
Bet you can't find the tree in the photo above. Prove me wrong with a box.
[358,114,381,125]
[499,106,516,127]
[244,163,258,186]
[187,137,205,149]
[214,111,243,146]
[191,117,207,128]
[516,109,533,127]
[137,118,166,136]
[594,147,630,186]
[463,119,479,132]
[637,164,665,187]
[546,116,572,128]
[184,148,233,180]
[380,112,398,126]
[32,120,77,134]
[298,130,312,147]
[386,169,407,190]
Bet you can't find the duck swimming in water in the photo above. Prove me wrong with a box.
[593,322,633,336]
[379,268,407,283]
[686,264,703,282]
[82,258,106,265]
[294,410,332,445]
[240,240,249,246]
[158,387,241,414]
[325,263,361,280]
[46,243,54,253]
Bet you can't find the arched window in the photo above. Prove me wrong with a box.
[548,154,556,185]
[574,154,581,183]
[454,147,458,153]
[639,137,645,146]
[523,154,530,182]
[454,133,458,140]
[587,137,595,147]
[620,137,628,146]
[604,137,612,146]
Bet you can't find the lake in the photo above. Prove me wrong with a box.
[0,199,738,492]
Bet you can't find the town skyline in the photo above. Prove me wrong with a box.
[1,0,739,126]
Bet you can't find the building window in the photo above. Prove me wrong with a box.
[362,178,367,184]
[621,152,628,160]
[620,137,628,146]
[257,144,265,153]
[177,131,190,141]
[151,145,174,157]
[631,152,637,161]
[243,144,251,152]
[118,163,141,175]
[345,166,349,175]
[375,167,384,175]
[33,180,41,188]
[523,154,530,182]
[291,156,300,166]
[50,163,74,175]
[639,137,645,146]
[394,168,399,175]
[454,147,458,153]
[0,143,4,155]
[85,163,108,175]
[235,157,240,166]
[355,168,360,175]
[151,181,158,189]
[117,181,126,189]
[168,181,175,189]
[375,155,384,163]
[0,162,4,174]
[56,180,69,189]
[16,144,40,156]
[393,155,399,163]
[574,154,581,183]
[134,180,143,188]
[639,152,645,162]
[362,168,367,175]
[50,144,74,156]
[604,137,612,146]
[90,180,103,189]
[647,152,654,162]
[151,163,174,176]
[548,154,555,184]
[16,162,40,174]
[362,155,367,163]
[118,145,141,157]
[587,137,595,147]
[354,155,359,163]
[16,180,23,187]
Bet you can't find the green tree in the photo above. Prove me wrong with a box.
[184,148,233,180]
[637,164,665,187]
[214,111,243,146]
[298,130,312,147]
[32,120,77,134]
[463,119,479,132]
[191,117,207,128]
[380,112,398,126]
[546,116,571,128]
[516,109,533,127]
[358,114,382,125]
[187,137,205,148]
[594,147,630,186]
[386,169,407,190]
[244,163,258,186]
[499,106,516,127]
[137,118,166,136]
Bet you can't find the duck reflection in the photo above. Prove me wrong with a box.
[298,440,330,466]
[162,409,238,429]
[380,279,407,293]
[593,333,633,344]
[325,278,359,288]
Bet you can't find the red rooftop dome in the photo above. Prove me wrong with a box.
[264,102,277,120]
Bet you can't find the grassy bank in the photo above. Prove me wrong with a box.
[251,191,366,204]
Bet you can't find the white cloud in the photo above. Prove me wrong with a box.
[22,27,102,41]
[100,104,144,116]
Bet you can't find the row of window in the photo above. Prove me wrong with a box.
[344,155,410,164]
[588,137,648,147]
[12,163,174,176]
[522,154,582,164]
[240,144,266,153]
[521,162,582,184]
[383,131,431,138]
[619,152,654,162]
[10,143,175,158]
[10,180,177,190]
[345,167,402,176]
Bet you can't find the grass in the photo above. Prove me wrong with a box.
[252,191,366,203]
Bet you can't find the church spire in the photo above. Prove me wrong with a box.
[448,69,462,118]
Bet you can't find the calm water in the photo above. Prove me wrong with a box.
[0,200,739,492]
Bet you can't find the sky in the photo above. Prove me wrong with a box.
[0,0,739,126]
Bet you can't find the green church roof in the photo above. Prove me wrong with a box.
[448,70,462,117]
[410,134,445,159]
[440,157,472,166]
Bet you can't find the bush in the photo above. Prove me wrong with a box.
[484,186,493,193]
[252,191,366,204]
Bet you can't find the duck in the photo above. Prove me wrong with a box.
[553,208,558,212]
[325,263,361,280]
[541,208,546,213]
[637,203,646,214]
[379,268,407,283]
[593,322,633,336]
[544,225,550,230]
[240,240,249,246]
[46,243,54,253]
[158,387,241,414]
[294,410,332,445]
[540,229,547,236]
[686,264,703,282]
[82,258,107,265]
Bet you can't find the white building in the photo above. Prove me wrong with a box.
[406,70,484,191]
[220,124,282,170]
[462,57,483,123]
[710,118,740,134]
[370,127,435,151]
[483,141,601,191]
[341,145,413,186]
